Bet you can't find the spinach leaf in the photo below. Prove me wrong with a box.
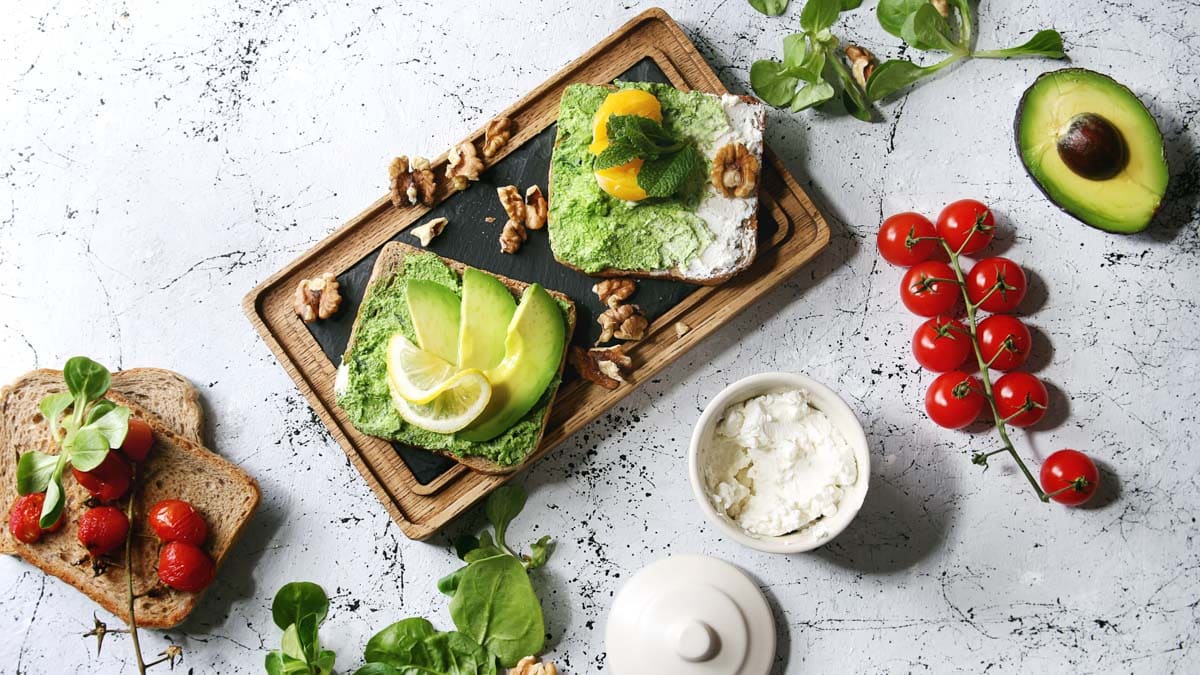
[16,451,58,495]
[453,534,480,560]
[484,485,526,550]
[840,0,863,7]
[638,144,702,199]
[449,555,544,667]
[866,56,960,101]
[876,0,928,38]
[365,617,437,663]
[901,3,960,53]
[63,356,111,403]
[975,29,1066,59]
[363,621,497,675]
[273,582,330,630]
[799,0,843,33]
[750,60,800,107]
[527,536,552,571]
[353,665,403,675]
[748,0,789,15]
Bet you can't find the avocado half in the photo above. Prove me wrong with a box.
[1015,68,1168,234]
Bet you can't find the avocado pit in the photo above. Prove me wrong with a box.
[1056,112,1129,181]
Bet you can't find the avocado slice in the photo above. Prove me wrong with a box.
[404,279,461,365]
[458,268,518,371]
[457,284,565,443]
[1016,68,1168,234]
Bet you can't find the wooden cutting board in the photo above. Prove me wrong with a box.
[243,7,830,540]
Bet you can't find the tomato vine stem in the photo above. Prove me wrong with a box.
[940,238,1046,500]
[124,471,148,675]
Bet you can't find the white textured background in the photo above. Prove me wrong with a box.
[2,1,1198,673]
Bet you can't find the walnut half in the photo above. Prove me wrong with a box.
[483,117,515,159]
[445,141,484,192]
[508,656,557,675]
[389,155,436,207]
[593,278,636,309]
[410,217,447,247]
[711,143,759,199]
[569,345,632,390]
[845,44,877,89]
[598,304,648,343]
[294,272,342,323]
[524,185,548,231]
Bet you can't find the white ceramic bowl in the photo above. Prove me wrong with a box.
[688,372,871,553]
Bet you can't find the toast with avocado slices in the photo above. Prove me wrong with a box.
[548,82,765,285]
[335,242,576,475]
[0,368,260,629]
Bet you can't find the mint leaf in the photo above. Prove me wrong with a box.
[605,115,682,157]
[638,145,701,199]
[593,142,641,170]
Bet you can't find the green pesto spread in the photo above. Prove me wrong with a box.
[548,82,727,273]
[336,252,562,466]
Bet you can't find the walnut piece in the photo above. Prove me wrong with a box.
[524,185,548,231]
[445,141,484,191]
[508,656,558,675]
[569,345,632,390]
[592,278,636,309]
[294,272,342,323]
[674,321,691,338]
[497,185,526,223]
[931,0,950,17]
[845,44,877,89]
[711,143,759,199]
[483,117,515,159]
[598,304,648,343]
[389,155,436,207]
[410,217,448,247]
[500,219,527,254]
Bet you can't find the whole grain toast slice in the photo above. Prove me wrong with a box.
[339,241,576,475]
[0,369,260,628]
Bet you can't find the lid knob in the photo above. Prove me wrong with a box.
[673,619,719,662]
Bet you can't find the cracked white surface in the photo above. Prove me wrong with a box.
[2,1,1198,672]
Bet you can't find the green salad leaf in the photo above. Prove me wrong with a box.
[267,582,335,675]
[449,555,544,667]
[748,0,789,15]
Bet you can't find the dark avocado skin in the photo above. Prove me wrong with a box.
[1014,68,1169,234]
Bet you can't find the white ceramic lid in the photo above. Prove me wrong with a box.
[605,555,775,675]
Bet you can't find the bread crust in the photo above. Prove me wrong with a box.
[339,242,576,475]
[0,369,259,628]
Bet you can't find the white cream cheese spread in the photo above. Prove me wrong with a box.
[703,388,858,538]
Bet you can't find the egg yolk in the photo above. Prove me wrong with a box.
[589,90,663,201]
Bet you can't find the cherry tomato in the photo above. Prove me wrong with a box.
[72,451,132,502]
[148,499,208,546]
[900,261,960,317]
[77,506,129,557]
[912,316,972,372]
[993,372,1049,428]
[877,212,938,266]
[157,541,215,592]
[977,315,1032,371]
[966,257,1027,313]
[119,419,155,463]
[936,199,995,255]
[925,371,985,429]
[8,493,63,544]
[1040,449,1100,506]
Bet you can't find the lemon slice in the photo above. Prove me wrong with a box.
[386,333,461,404]
[388,369,491,434]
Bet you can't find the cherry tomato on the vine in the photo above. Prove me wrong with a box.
[77,506,129,557]
[936,199,995,255]
[877,212,938,266]
[977,315,1032,371]
[72,451,132,502]
[119,418,155,463]
[966,257,1027,313]
[993,372,1048,428]
[925,371,985,429]
[158,541,215,592]
[8,493,63,544]
[1040,449,1100,506]
[900,261,960,317]
[148,499,208,546]
[912,316,972,372]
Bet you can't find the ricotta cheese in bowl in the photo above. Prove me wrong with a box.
[689,373,870,553]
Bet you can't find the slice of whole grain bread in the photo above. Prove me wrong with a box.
[340,241,576,475]
[0,368,259,628]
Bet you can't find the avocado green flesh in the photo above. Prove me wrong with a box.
[548,82,725,273]
[458,284,566,442]
[337,253,568,466]
[405,279,462,365]
[458,268,517,371]
[1016,68,1168,234]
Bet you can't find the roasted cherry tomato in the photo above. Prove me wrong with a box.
[925,371,985,429]
[8,493,63,544]
[1040,449,1100,506]
[877,212,938,266]
[157,541,215,592]
[912,316,972,372]
[966,257,1027,313]
[77,506,129,557]
[900,261,960,317]
[72,451,132,502]
[148,499,207,546]
[936,199,995,255]
[977,315,1032,371]
[993,372,1048,428]
[119,418,155,463]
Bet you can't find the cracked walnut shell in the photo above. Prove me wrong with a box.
[598,304,648,343]
[569,345,632,390]
[483,117,515,159]
[711,143,759,199]
[845,44,877,89]
[389,155,436,207]
[524,185,548,231]
[592,278,636,309]
[294,272,342,323]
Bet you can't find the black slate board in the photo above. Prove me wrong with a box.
[305,59,711,484]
